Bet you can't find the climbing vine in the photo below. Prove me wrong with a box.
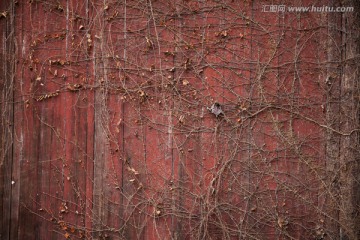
[1,0,359,239]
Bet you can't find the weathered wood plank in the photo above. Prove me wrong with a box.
[339,1,360,238]
[0,1,15,239]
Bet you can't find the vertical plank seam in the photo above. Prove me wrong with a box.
[9,1,16,239]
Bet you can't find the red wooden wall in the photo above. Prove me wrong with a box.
[1,0,359,239]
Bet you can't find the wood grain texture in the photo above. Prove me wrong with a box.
[1,0,359,239]
[0,1,15,239]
